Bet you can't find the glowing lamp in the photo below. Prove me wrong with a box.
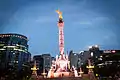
[86,66,94,69]
[112,50,116,53]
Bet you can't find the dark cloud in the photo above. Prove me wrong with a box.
[0,0,32,32]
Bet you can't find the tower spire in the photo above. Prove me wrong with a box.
[56,9,64,55]
[47,10,71,78]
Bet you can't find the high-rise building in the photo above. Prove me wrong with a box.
[33,55,44,75]
[88,45,101,58]
[69,50,79,68]
[0,33,31,71]
[69,50,91,69]
[42,54,51,72]
[94,50,120,77]
[78,51,91,66]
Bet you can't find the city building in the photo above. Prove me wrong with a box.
[69,50,91,69]
[88,45,101,58]
[0,33,31,72]
[69,50,79,69]
[33,55,44,75]
[51,57,55,61]
[42,54,51,72]
[94,50,120,77]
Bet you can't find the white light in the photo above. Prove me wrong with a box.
[100,56,102,58]
[88,46,92,49]
[16,61,18,63]
[81,63,83,65]
[3,46,16,48]
[98,63,103,66]
[0,49,5,50]
[74,54,76,56]
[91,52,93,57]
[94,45,98,47]
[98,58,102,60]
[79,51,84,53]
[108,61,112,62]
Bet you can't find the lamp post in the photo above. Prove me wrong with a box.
[78,67,84,77]
[41,69,47,78]
[86,59,96,80]
[31,61,39,76]
[86,59,94,73]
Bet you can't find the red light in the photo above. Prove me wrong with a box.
[112,50,116,53]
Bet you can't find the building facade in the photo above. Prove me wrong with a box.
[69,50,91,69]
[69,50,79,69]
[94,50,120,77]
[42,54,51,72]
[0,33,31,71]
[33,55,44,75]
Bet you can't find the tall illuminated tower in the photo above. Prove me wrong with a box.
[56,10,64,55]
[47,10,71,78]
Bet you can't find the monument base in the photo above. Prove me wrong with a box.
[34,74,97,80]
[38,77,83,80]
[54,72,70,77]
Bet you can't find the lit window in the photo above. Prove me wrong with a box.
[16,61,18,63]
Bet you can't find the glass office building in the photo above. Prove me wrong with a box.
[0,33,31,71]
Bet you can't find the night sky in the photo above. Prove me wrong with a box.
[0,0,120,56]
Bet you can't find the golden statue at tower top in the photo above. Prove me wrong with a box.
[56,10,63,19]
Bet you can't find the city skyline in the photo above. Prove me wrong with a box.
[0,0,120,56]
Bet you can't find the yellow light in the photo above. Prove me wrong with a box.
[86,66,94,69]
[79,71,84,74]
[96,74,98,76]
[56,10,63,19]
[31,67,38,71]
